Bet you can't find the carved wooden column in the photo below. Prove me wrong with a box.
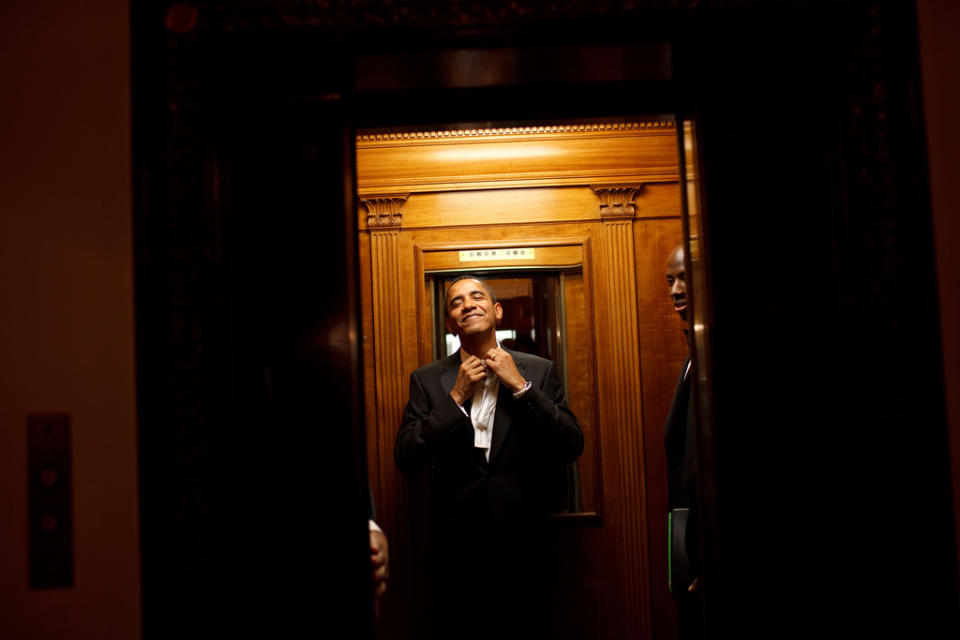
[362,194,409,510]
[361,193,425,633]
[591,185,653,639]
[362,195,409,463]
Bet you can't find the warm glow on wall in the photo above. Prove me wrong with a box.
[428,141,566,164]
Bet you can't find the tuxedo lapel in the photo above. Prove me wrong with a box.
[664,355,692,474]
[438,351,484,464]
[489,351,527,463]
[439,352,461,396]
[665,357,691,425]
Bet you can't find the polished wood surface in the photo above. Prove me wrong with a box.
[635,219,688,639]
[357,123,678,195]
[359,184,681,231]
[594,217,650,638]
[358,122,683,640]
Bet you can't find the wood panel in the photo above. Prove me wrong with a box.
[358,184,679,231]
[634,218,687,640]
[635,183,684,219]
[356,122,678,195]
[368,228,406,545]
[368,228,425,639]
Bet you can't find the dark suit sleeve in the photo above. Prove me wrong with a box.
[394,367,471,473]
[513,358,584,464]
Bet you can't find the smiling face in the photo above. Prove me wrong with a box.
[445,277,502,340]
[666,244,687,322]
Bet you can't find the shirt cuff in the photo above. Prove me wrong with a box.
[512,379,532,398]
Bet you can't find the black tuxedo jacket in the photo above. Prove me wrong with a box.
[394,349,583,551]
[664,355,700,593]
[664,355,696,510]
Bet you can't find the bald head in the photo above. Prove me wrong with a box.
[665,244,687,321]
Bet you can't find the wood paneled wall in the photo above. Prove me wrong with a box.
[357,121,686,640]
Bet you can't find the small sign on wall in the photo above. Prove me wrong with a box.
[459,248,536,262]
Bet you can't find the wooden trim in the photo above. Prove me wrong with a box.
[580,234,604,520]
[356,124,679,196]
[357,121,675,143]
[359,233,380,512]
[421,244,584,272]
[357,184,681,231]
[359,172,679,195]
[412,234,605,519]
[414,242,433,367]
[414,236,593,252]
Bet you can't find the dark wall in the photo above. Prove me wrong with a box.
[917,0,960,575]
[676,5,957,636]
[0,1,141,637]
[133,14,372,639]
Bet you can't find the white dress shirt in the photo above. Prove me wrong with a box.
[469,371,499,461]
[455,345,532,461]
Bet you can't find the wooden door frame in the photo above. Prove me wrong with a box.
[413,235,603,523]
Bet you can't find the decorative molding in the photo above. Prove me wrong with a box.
[361,194,409,227]
[592,185,643,218]
[357,121,674,143]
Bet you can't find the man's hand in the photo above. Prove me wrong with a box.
[370,528,389,615]
[450,355,487,405]
[483,348,526,393]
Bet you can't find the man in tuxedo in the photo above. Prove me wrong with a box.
[664,243,703,639]
[394,275,583,639]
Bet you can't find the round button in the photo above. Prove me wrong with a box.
[40,514,58,533]
[40,468,58,486]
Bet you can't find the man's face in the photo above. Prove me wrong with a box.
[666,245,687,322]
[445,278,502,339]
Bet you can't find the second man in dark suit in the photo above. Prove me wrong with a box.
[664,243,704,640]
